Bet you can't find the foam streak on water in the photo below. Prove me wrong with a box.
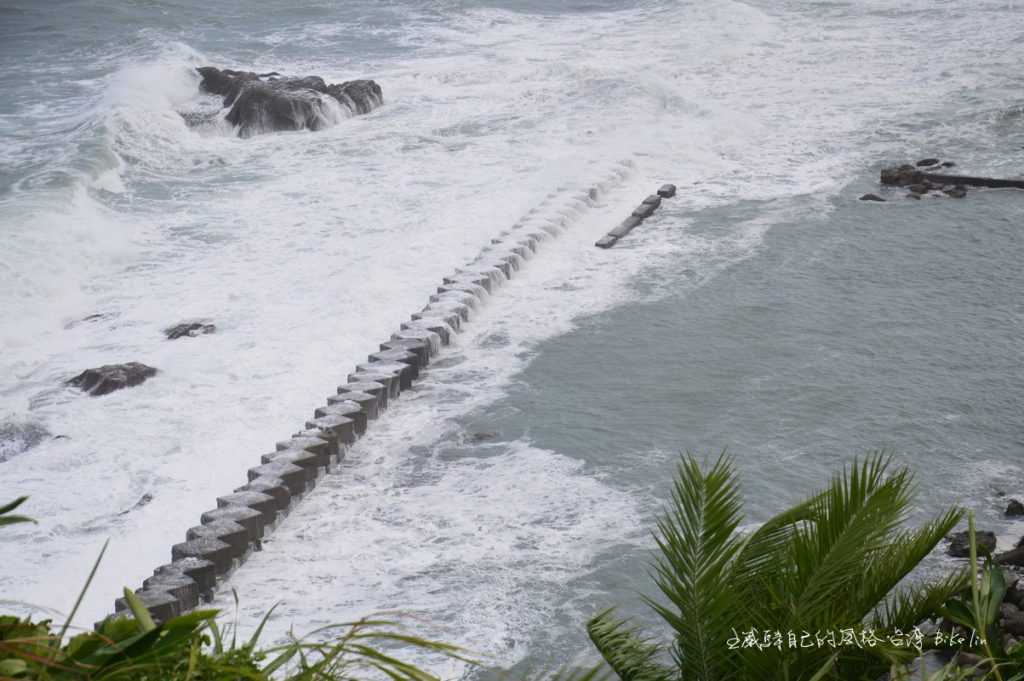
[1,0,1023,664]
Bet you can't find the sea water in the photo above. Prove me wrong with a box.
[1,0,1022,675]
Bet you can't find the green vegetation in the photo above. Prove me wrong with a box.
[585,452,1020,680]
[4,453,1024,680]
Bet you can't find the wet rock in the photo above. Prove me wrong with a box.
[941,161,956,168]
[916,158,941,167]
[197,66,383,137]
[1007,500,1024,517]
[469,431,498,443]
[944,185,967,199]
[881,165,923,187]
[947,530,996,557]
[1002,609,1024,637]
[67,363,158,396]
[1005,580,1024,608]
[657,183,677,198]
[906,192,921,200]
[997,547,1024,567]
[908,183,930,195]
[859,193,886,202]
[164,320,215,340]
[118,493,154,515]
[0,420,51,463]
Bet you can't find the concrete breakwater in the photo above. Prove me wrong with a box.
[594,183,676,248]
[108,162,635,623]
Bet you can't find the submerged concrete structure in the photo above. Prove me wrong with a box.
[594,183,676,249]
[109,161,634,623]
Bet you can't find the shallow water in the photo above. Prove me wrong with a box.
[1,0,1023,674]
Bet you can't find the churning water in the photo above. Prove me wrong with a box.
[1,0,1023,675]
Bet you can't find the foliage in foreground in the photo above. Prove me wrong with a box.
[0,496,467,680]
[586,452,970,681]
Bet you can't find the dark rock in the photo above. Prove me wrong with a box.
[916,158,941,167]
[1005,581,1024,608]
[197,67,383,138]
[944,186,967,199]
[941,161,956,168]
[881,165,924,187]
[164,321,215,340]
[67,363,157,396]
[906,192,921,200]
[947,530,996,557]
[859,193,886,202]
[997,547,1024,567]
[469,431,498,443]
[1002,610,1024,637]
[0,420,51,463]
[657,184,677,198]
[1006,500,1024,517]
[908,183,930,194]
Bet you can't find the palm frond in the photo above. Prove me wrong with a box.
[647,453,744,681]
[586,609,672,681]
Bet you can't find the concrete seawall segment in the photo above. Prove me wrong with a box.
[595,183,677,249]
[109,161,635,623]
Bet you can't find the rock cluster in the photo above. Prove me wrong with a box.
[66,363,158,396]
[195,66,383,137]
[165,320,216,340]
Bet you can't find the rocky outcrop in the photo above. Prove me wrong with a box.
[196,66,383,137]
[947,529,996,557]
[67,363,158,396]
[878,159,1024,200]
[165,321,215,340]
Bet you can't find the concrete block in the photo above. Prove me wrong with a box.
[356,360,414,391]
[381,338,431,365]
[200,505,265,542]
[595,235,618,249]
[235,477,291,512]
[410,308,462,332]
[278,434,337,462]
[215,491,277,526]
[609,216,643,238]
[657,183,677,198]
[161,558,216,598]
[247,460,308,496]
[143,570,200,611]
[399,319,451,346]
[437,282,487,301]
[347,371,400,400]
[369,347,420,371]
[430,290,480,309]
[187,520,250,558]
[641,194,662,207]
[632,202,656,219]
[306,413,357,444]
[339,380,388,410]
[328,391,379,421]
[115,588,180,622]
[473,257,513,278]
[261,449,323,480]
[444,273,492,293]
[316,400,368,436]
[172,537,234,575]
